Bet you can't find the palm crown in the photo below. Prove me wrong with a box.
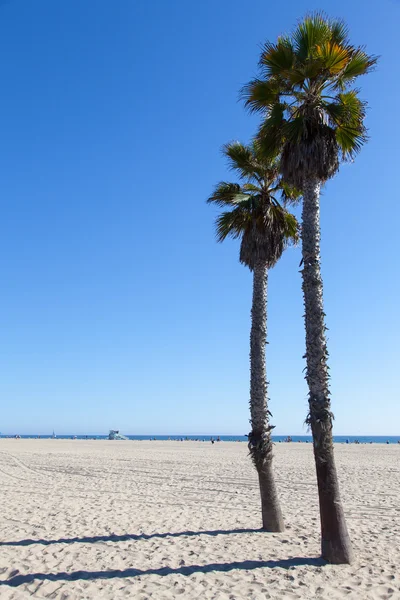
[242,13,378,188]
[207,141,298,270]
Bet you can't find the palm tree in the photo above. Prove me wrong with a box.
[208,141,298,532]
[242,13,377,563]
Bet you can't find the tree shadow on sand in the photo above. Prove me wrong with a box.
[0,527,263,547]
[0,557,325,588]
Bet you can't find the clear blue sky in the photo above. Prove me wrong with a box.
[0,0,398,436]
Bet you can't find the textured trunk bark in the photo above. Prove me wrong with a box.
[257,460,283,531]
[248,260,284,532]
[301,179,353,564]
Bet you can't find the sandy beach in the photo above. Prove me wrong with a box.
[0,440,399,599]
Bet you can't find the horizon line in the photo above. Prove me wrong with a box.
[1,432,399,437]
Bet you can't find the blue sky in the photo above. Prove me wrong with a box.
[0,0,398,436]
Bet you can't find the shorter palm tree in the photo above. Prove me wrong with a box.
[208,141,298,531]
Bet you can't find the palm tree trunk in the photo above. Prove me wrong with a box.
[248,260,284,532]
[301,179,353,564]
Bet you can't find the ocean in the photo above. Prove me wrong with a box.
[1,434,399,444]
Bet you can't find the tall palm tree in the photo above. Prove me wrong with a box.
[208,141,298,532]
[242,13,377,563]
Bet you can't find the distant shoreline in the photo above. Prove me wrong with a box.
[1,434,399,444]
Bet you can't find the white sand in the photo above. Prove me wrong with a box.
[0,440,399,599]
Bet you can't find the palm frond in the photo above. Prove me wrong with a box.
[325,90,366,127]
[257,104,287,157]
[292,12,331,60]
[283,116,306,143]
[223,142,263,181]
[242,183,262,193]
[279,209,300,243]
[335,123,367,158]
[215,205,252,242]
[315,41,350,74]
[335,49,378,88]
[329,19,350,46]
[279,181,302,204]
[259,40,295,77]
[241,78,279,113]
[207,182,244,207]
[250,139,281,178]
